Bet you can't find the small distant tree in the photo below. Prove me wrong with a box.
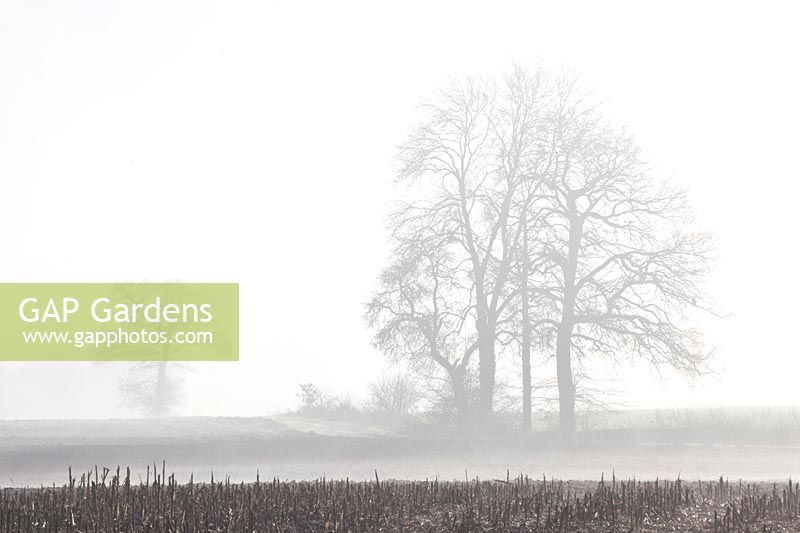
[367,372,421,416]
[120,361,183,416]
[113,280,189,417]
[297,382,323,410]
[296,382,359,414]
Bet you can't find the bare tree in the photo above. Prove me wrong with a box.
[367,371,421,416]
[389,69,550,419]
[366,240,477,428]
[534,76,715,434]
[295,382,359,414]
[297,382,324,409]
[372,66,715,433]
[120,361,182,416]
[113,281,189,417]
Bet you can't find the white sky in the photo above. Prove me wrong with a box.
[0,1,798,419]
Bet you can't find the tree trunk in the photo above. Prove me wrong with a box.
[449,366,470,431]
[472,267,496,419]
[520,211,532,433]
[153,361,169,416]
[558,203,581,435]
[460,175,496,421]
[476,326,495,419]
[556,322,575,434]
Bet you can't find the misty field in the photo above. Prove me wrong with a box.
[3,412,800,530]
[3,469,800,532]
[5,409,800,487]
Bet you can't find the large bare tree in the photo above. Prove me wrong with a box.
[370,67,715,432]
[534,77,715,433]
[388,69,550,418]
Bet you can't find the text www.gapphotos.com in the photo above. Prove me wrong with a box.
[21,329,213,348]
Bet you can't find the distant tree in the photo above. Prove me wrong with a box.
[297,382,323,409]
[120,361,182,416]
[367,371,421,416]
[114,281,188,417]
[296,382,359,414]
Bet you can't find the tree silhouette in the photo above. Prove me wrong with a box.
[370,66,716,433]
[533,76,715,432]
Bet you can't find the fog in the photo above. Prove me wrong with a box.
[0,1,798,424]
